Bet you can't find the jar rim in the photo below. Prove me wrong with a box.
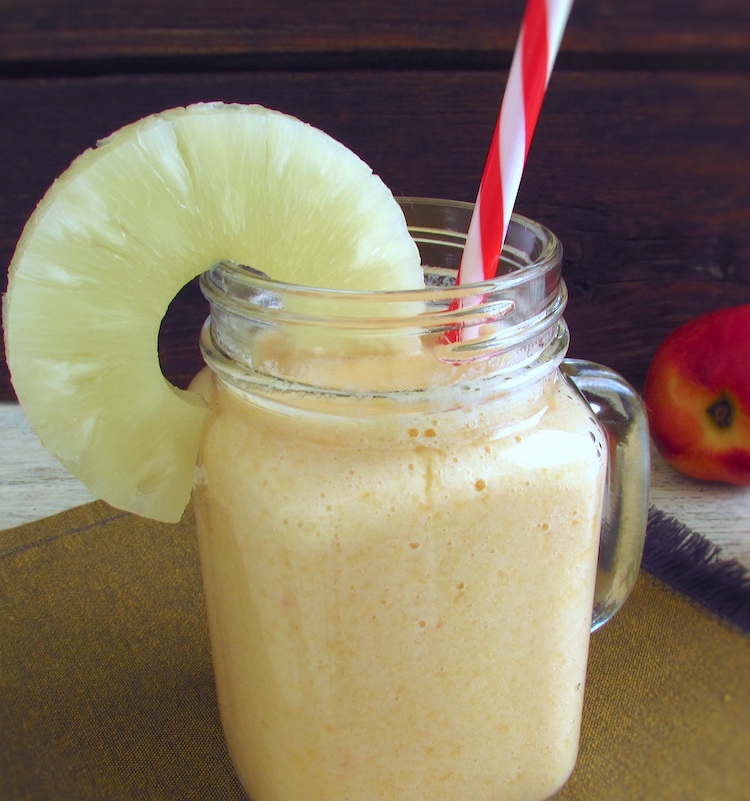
[200,199,562,306]
[199,198,569,393]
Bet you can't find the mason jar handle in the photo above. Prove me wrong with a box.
[561,359,651,631]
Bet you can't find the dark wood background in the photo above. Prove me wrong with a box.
[2,0,749,400]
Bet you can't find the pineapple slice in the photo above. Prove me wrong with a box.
[3,103,422,523]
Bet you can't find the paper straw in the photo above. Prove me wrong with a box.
[458,0,574,285]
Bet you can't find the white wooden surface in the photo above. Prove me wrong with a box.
[0,402,96,529]
[1,402,749,569]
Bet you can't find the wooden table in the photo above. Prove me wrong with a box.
[1,0,749,560]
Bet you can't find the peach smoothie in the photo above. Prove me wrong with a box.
[192,331,606,801]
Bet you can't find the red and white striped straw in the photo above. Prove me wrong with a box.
[458,0,574,285]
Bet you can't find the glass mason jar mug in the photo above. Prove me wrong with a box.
[193,198,650,801]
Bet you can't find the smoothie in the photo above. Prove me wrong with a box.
[192,328,606,801]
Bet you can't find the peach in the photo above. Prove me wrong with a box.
[644,304,750,485]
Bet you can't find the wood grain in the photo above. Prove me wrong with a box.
[2,0,748,65]
[1,68,749,398]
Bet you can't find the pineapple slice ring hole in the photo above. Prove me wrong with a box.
[157,277,208,390]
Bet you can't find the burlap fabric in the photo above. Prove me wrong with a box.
[1,501,748,800]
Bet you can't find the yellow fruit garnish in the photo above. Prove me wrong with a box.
[3,102,422,522]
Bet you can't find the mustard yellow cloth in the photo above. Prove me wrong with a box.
[1,501,748,800]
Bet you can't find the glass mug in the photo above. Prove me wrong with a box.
[192,198,650,801]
